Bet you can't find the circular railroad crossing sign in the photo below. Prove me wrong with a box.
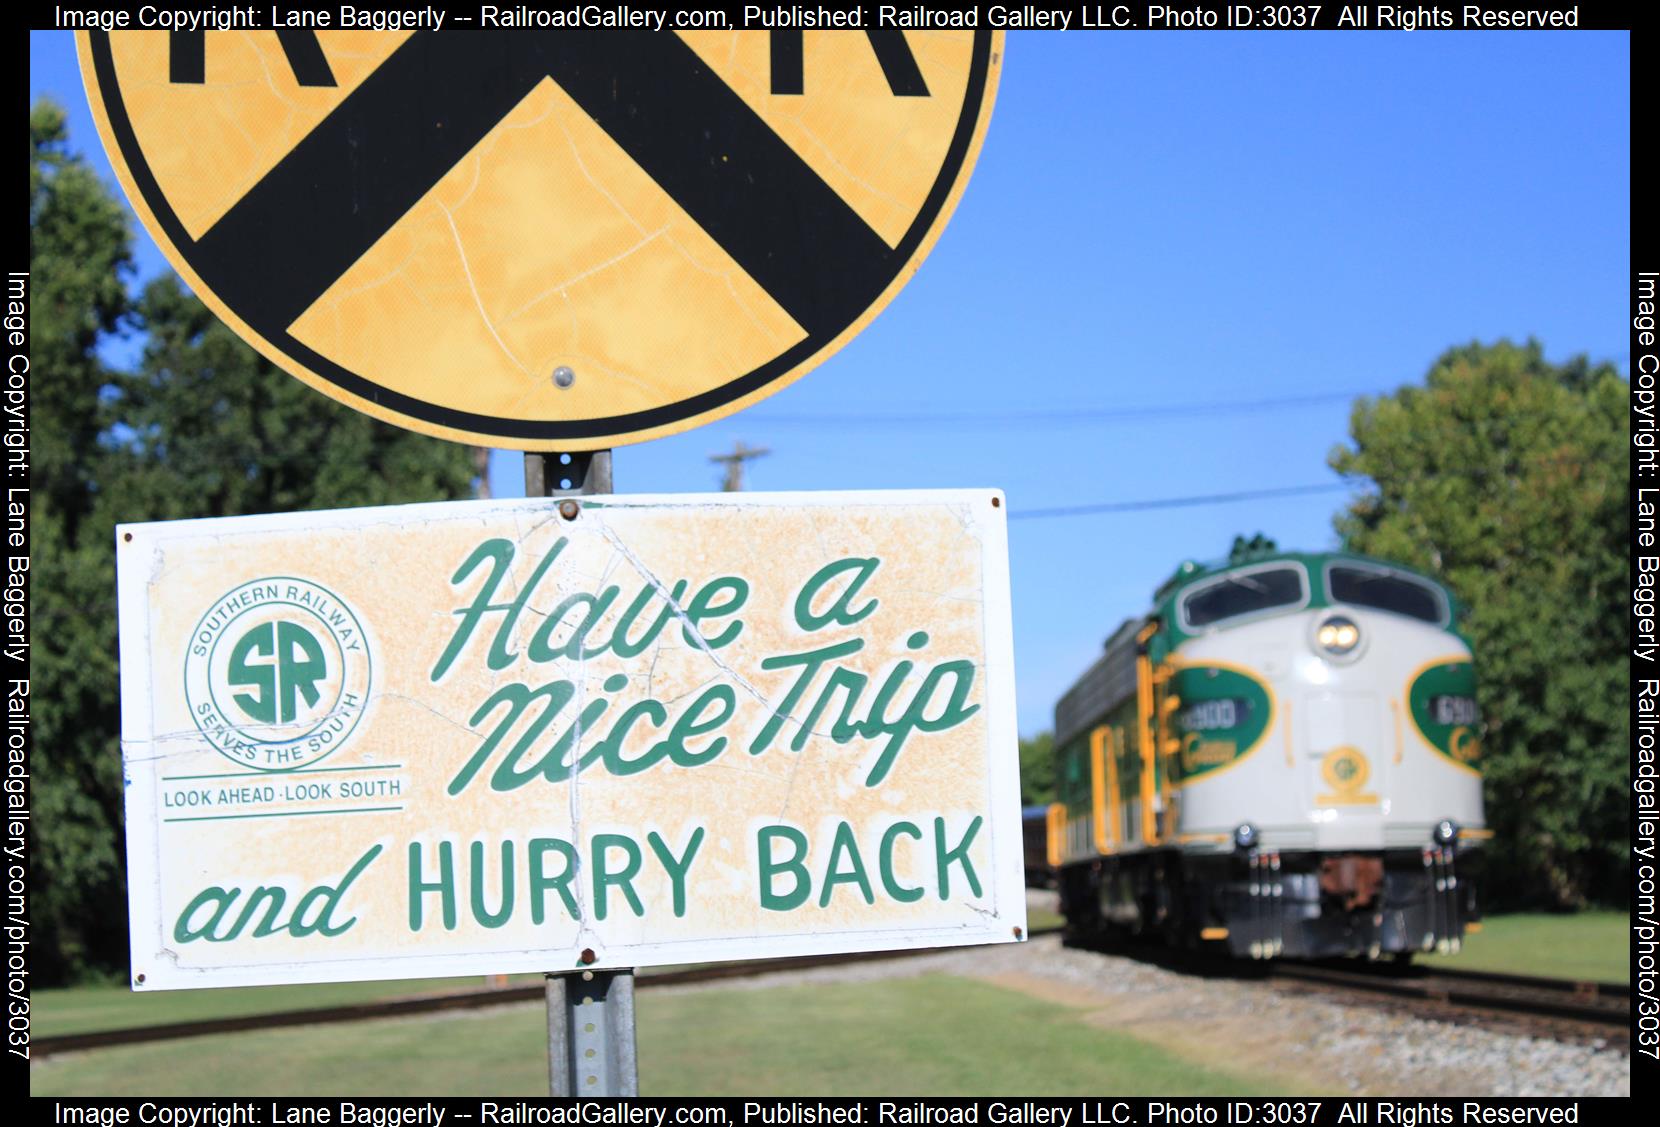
[79,30,1003,449]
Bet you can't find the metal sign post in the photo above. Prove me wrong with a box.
[526,450,612,498]
[524,449,636,1097]
[545,968,638,1097]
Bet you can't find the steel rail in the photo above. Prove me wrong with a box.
[1265,960,1630,1046]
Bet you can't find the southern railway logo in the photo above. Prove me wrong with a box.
[78,30,1002,448]
[1317,745,1377,806]
[184,577,372,770]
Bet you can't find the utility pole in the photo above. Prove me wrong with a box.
[710,441,770,492]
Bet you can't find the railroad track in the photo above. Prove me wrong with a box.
[1265,959,1630,1049]
[34,931,1625,1059]
[32,932,1063,1060]
[1056,922,1629,1050]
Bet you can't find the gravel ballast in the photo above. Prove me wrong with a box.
[650,895,1628,1097]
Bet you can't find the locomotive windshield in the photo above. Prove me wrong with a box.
[1327,565,1446,624]
[1180,565,1305,628]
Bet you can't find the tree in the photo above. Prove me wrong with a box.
[1329,340,1628,908]
[29,101,480,981]
[30,100,136,982]
[1018,731,1055,806]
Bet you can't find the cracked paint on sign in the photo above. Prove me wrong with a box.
[288,77,807,423]
[116,491,1023,990]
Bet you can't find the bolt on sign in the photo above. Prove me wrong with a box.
[78,30,1003,449]
[117,491,1022,989]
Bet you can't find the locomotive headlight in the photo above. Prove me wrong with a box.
[1233,822,1259,851]
[1315,615,1361,657]
[1433,819,1459,846]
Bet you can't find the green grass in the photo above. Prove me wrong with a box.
[640,974,1285,1096]
[32,974,1294,1097]
[1430,911,1629,983]
[1027,903,1065,932]
[31,975,531,1039]
[33,958,932,1039]
[31,1002,545,1097]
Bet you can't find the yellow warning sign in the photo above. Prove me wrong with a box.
[78,31,1002,449]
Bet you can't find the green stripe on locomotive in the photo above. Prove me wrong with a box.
[1166,665,1273,784]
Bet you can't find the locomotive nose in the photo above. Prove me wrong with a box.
[1295,610,1390,849]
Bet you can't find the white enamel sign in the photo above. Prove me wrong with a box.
[116,490,1022,990]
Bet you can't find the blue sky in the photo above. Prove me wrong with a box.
[30,30,1631,735]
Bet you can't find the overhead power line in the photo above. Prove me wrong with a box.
[1009,482,1353,521]
[745,389,1382,428]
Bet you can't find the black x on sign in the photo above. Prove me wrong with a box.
[79,31,1002,449]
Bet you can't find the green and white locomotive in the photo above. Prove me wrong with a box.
[1047,538,1485,960]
